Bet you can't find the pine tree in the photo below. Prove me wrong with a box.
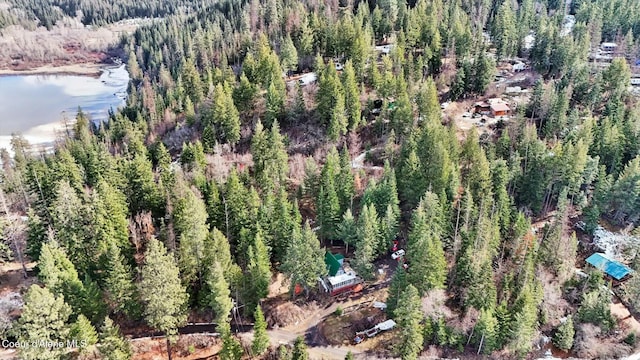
[246,228,271,313]
[104,243,137,317]
[69,314,98,352]
[342,60,361,130]
[406,193,447,294]
[292,336,309,360]
[317,151,341,240]
[337,209,358,254]
[328,92,348,141]
[280,34,299,75]
[553,315,575,351]
[353,204,378,280]
[208,261,233,326]
[387,263,409,316]
[138,238,189,356]
[173,184,209,287]
[220,331,244,360]
[266,82,285,128]
[473,308,498,354]
[281,221,326,296]
[337,148,355,214]
[252,306,269,356]
[98,317,133,360]
[394,285,424,360]
[317,62,344,126]
[182,58,204,104]
[17,285,72,360]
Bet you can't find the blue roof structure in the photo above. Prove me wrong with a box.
[586,253,633,280]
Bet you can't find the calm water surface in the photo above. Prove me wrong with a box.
[0,65,129,151]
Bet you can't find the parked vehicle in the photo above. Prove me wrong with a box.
[391,249,405,260]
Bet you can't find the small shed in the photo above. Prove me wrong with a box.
[490,102,511,117]
[586,253,633,281]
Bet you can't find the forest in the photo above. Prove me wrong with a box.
[3,0,640,359]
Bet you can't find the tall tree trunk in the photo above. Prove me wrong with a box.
[167,337,172,360]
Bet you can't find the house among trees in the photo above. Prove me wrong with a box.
[601,42,618,53]
[586,253,633,282]
[319,252,363,296]
[474,98,511,117]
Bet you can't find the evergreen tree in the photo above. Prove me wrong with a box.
[69,314,98,352]
[246,228,271,313]
[182,58,204,104]
[337,209,358,254]
[220,331,244,360]
[173,184,209,287]
[280,34,299,75]
[394,285,424,360]
[292,336,309,360]
[281,221,326,296]
[406,193,447,294]
[252,306,269,356]
[208,261,233,326]
[342,60,361,130]
[16,285,72,360]
[266,82,285,128]
[387,263,409,316]
[98,317,133,360]
[138,238,189,357]
[353,204,378,280]
[473,308,499,354]
[104,243,137,317]
[553,315,575,351]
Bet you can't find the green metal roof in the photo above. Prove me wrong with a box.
[325,252,344,277]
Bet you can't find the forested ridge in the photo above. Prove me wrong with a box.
[3,0,640,359]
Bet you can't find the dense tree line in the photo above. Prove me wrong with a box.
[3,0,640,359]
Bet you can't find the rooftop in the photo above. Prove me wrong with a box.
[327,271,358,286]
[586,253,633,280]
[490,102,510,112]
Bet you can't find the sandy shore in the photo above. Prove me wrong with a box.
[0,63,104,77]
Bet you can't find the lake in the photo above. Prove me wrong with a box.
[0,65,129,152]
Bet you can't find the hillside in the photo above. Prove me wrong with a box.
[3,0,640,359]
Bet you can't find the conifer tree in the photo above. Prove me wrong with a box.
[342,60,361,130]
[337,209,358,254]
[139,238,189,358]
[353,204,378,280]
[208,261,233,326]
[104,243,137,317]
[406,193,447,294]
[387,263,409,316]
[17,285,72,360]
[292,336,309,360]
[281,221,326,296]
[553,315,575,351]
[394,285,424,360]
[98,317,133,360]
[246,228,271,313]
[280,34,299,75]
[69,314,98,352]
[173,183,209,287]
[337,148,355,214]
[252,306,269,356]
[266,82,285,128]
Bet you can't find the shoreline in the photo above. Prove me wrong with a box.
[0,63,105,77]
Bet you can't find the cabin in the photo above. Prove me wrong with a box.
[586,253,633,282]
[474,101,491,115]
[319,251,363,296]
[326,271,362,296]
[601,42,618,53]
[490,102,511,117]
